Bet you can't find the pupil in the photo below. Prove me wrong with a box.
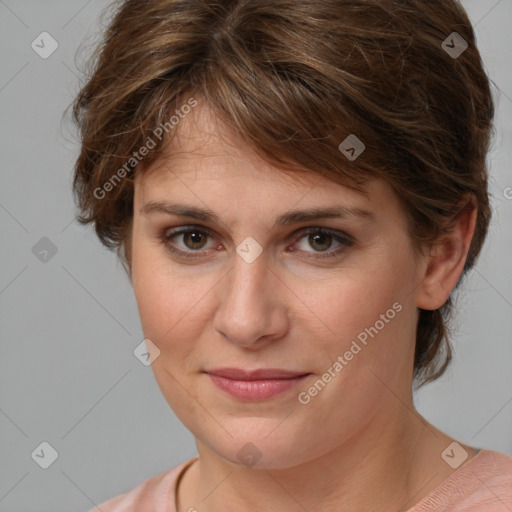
[311,233,331,251]
[187,232,204,248]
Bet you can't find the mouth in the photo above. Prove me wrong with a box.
[204,368,311,401]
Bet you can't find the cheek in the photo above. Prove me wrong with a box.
[312,261,407,339]
[132,240,180,341]
[319,284,409,374]
[131,241,217,362]
[308,248,417,382]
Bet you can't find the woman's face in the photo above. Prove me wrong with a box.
[131,100,426,469]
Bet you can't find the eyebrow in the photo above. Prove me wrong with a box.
[140,201,376,231]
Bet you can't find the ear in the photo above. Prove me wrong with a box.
[416,197,477,311]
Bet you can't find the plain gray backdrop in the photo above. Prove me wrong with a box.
[0,1,511,511]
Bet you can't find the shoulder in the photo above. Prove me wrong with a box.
[455,449,512,497]
[410,450,512,511]
[473,449,512,478]
[467,450,512,499]
[87,457,197,512]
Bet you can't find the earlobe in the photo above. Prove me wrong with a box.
[416,198,477,311]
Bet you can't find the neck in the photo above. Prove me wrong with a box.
[177,398,469,512]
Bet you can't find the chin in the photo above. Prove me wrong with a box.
[197,421,320,471]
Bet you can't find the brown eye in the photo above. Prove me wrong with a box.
[181,231,208,250]
[307,232,333,252]
[292,228,354,260]
[161,227,215,260]
[161,226,353,262]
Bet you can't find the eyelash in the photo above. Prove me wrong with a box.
[160,226,354,261]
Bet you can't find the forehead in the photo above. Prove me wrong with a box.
[134,98,404,228]
[137,99,321,187]
[139,98,342,191]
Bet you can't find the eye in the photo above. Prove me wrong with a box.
[290,227,354,259]
[161,226,215,259]
[160,226,354,260]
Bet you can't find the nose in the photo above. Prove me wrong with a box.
[213,248,288,349]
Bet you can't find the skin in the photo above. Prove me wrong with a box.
[130,96,478,512]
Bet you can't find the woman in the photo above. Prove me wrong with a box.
[72,0,512,510]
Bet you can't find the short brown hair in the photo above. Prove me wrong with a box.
[71,0,495,387]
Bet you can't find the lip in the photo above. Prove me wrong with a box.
[206,367,309,380]
[204,368,311,401]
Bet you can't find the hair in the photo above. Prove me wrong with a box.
[71,0,495,387]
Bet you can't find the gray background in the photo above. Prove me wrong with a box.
[0,1,511,511]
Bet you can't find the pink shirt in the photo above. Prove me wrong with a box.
[91,449,512,511]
